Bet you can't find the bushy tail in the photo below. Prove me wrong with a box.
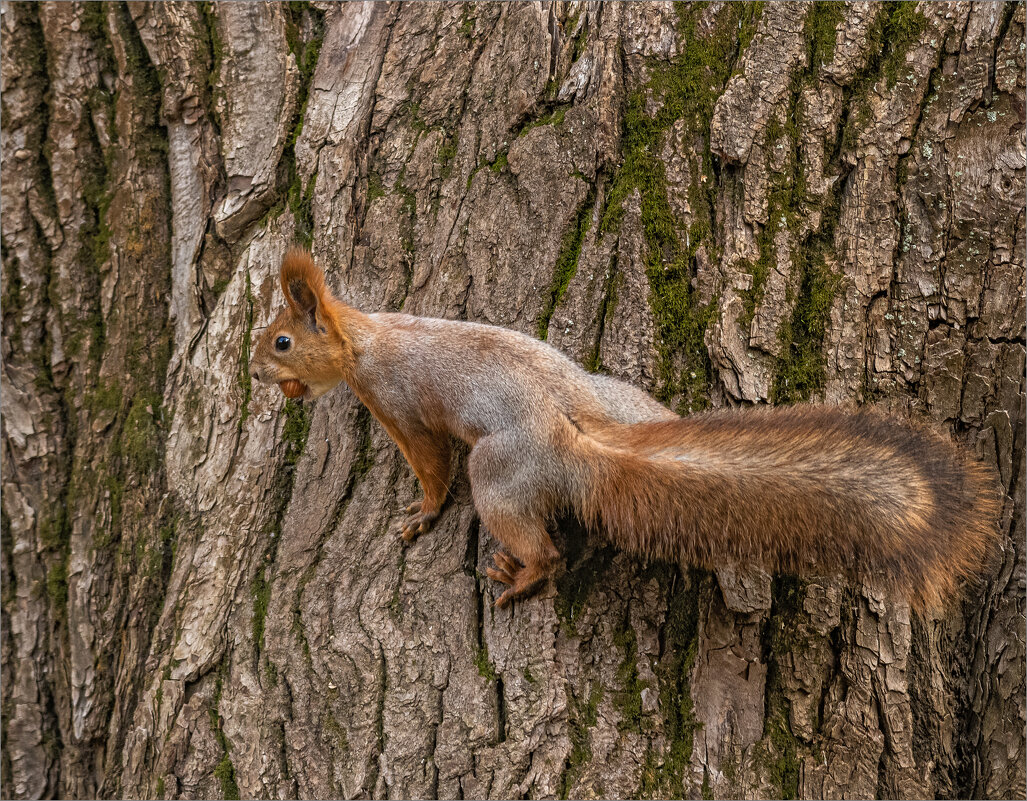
[572,406,1002,609]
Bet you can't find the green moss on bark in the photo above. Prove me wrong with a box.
[438,130,460,180]
[558,683,603,799]
[254,2,326,247]
[209,663,240,800]
[600,3,762,411]
[758,576,806,799]
[770,253,841,404]
[613,620,646,733]
[839,2,931,152]
[474,643,497,681]
[881,3,928,88]
[555,538,615,636]
[538,189,595,340]
[639,567,705,798]
[46,559,69,611]
[199,2,224,132]
[806,1,845,69]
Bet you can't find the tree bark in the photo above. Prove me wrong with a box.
[2,2,1024,799]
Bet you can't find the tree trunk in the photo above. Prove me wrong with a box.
[2,2,1024,799]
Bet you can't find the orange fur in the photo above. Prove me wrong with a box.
[249,250,371,400]
[573,407,1002,610]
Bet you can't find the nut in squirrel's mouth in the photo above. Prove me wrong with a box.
[278,379,308,399]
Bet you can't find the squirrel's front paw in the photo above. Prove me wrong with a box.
[400,500,440,542]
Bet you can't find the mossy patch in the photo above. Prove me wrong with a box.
[367,173,386,203]
[288,174,317,249]
[49,0,179,723]
[284,2,325,92]
[46,558,69,611]
[488,150,508,173]
[806,1,845,70]
[538,188,595,340]
[599,3,763,411]
[769,251,840,404]
[558,683,603,799]
[38,506,70,553]
[638,567,705,798]
[209,663,240,800]
[112,3,168,167]
[738,79,807,332]
[264,659,279,687]
[395,178,417,256]
[281,398,311,466]
[701,769,714,800]
[323,709,351,757]
[613,620,645,733]
[764,90,842,406]
[839,2,930,153]
[583,269,623,374]
[516,106,568,139]
[733,47,843,404]
[554,535,615,636]
[438,129,460,180]
[213,752,240,801]
[257,2,326,247]
[757,576,805,799]
[474,643,497,681]
[881,2,928,88]
[199,2,225,131]
[121,392,163,474]
[73,16,117,367]
[572,19,590,62]
[458,5,475,39]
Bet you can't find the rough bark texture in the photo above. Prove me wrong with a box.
[2,2,1024,799]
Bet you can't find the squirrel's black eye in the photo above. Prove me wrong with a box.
[275,336,291,352]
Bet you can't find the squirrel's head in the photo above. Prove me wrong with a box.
[248,249,358,401]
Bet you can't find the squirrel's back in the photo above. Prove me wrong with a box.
[360,312,675,429]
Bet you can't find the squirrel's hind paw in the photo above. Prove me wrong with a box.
[486,552,521,586]
[488,553,549,608]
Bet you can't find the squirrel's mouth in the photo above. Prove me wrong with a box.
[278,380,308,399]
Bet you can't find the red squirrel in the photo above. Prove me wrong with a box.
[248,249,1001,609]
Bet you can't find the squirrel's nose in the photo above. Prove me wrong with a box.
[250,366,262,383]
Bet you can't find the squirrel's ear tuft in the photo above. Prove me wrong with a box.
[281,248,338,331]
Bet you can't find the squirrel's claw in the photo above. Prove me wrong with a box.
[489,552,547,608]
[494,552,521,576]
[486,552,520,586]
[399,503,440,542]
[486,565,515,586]
[486,553,520,584]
